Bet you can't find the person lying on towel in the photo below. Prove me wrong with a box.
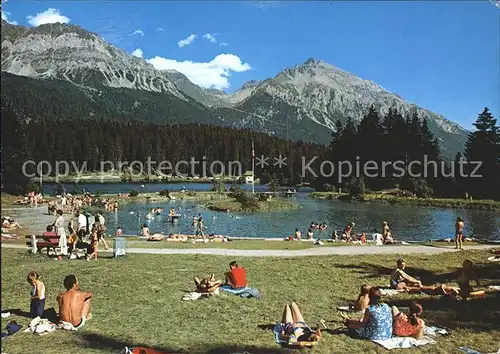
[194,274,222,293]
[275,302,321,346]
[225,261,248,289]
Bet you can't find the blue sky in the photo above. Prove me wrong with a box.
[2,1,499,130]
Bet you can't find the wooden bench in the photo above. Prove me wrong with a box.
[26,234,60,255]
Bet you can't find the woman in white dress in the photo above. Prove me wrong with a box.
[54,209,68,255]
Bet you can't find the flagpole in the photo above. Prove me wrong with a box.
[252,141,255,194]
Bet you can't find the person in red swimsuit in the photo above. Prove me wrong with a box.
[225,261,248,289]
[391,302,425,339]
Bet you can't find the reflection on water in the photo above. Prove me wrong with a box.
[44,183,500,241]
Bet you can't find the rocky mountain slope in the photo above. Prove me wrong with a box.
[217,59,468,157]
[1,20,469,158]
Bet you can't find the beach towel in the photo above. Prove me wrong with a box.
[373,336,436,350]
[1,313,11,319]
[380,288,404,296]
[123,346,176,354]
[220,285,263,299]
[182,288,220,301]
[459,347,500,354]
[488,285,500,291]
[272,322,315,344]
[424,326,449,336]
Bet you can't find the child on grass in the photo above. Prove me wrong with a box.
[27,271,45,318]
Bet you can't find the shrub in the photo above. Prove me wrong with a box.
[323,183,336,193]
[159,189,170,196]
[129,189,139,197]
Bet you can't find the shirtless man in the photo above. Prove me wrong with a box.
[57,275,93,329]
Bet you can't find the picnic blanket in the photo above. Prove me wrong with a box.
[182,288,220,301]
[372,325,449,350]
[123,346,176,354]
[380,288,404,296]
[220,285,263,299]
[272,322,315,344]
[373,336,436,350]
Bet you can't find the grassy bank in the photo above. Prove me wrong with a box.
[309,191,346,199]
[41,173,238,184]
[309,191,500,211]
[1,248,499,354]
[205,197,299,212]
[362,194,500,211]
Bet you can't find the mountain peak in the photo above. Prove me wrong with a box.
[239,80,261,91]
[304,57,322,66]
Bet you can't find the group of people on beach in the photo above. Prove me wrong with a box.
[40,208,109,261]
[341,257,485,342]
[290,220,395,245]
[47,193,119,216]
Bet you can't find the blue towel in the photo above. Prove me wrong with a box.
[220,285,263,299]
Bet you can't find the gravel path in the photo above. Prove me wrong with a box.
[2,243,495,257]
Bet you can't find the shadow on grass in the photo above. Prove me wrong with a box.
[4,308,31,319]
[75,332,178,353]
[332,261,500,286]
[75,332,288,354]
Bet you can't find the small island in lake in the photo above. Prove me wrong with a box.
[206,191,299,212]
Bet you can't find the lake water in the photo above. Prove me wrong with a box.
[43,183,500,241]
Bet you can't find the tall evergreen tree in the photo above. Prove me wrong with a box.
[465,107,500,199]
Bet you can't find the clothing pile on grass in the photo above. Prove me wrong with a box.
[23,317,57,336]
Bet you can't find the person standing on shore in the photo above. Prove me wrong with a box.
[54,209,68,256]
[455,217,465,250]
[196,214,206,240]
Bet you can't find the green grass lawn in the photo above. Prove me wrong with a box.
[1,249,499,354]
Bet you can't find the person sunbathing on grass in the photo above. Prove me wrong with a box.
[392,302,425,339]
[390,258,425,291]
[194,274,222,293]
[57,275,92,330]
[275,302,321,346]
[147,233,165,241]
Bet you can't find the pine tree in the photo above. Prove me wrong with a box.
[465,107,500,200]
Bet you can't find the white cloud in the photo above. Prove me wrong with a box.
[147,53,251,90]
[203,33,217,43]
[156,27,164,32]
[219,42,228,47]
[26,8,70,27]
[2,10,18,25]
[131,48,143,58]
[131,29,144,36]
[177,34,197,48]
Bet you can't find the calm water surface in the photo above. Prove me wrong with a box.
[44,183,500,241]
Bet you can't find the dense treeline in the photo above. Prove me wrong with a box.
[1,100,328,192]
[1,95,498,199]
[319,106,500,200]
